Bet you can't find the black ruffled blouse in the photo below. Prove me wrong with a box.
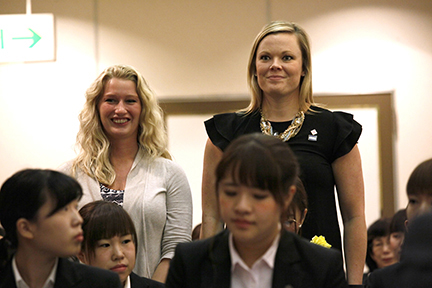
[204,106,362,250]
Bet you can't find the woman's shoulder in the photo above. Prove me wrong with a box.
[207,110,248,121]
[57,159,75,175]
[205,111,260,151]
[307,105,361,132]
[307,105,335,118]
[308,105,357,121]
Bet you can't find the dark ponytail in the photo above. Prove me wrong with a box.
[0,237,14,270]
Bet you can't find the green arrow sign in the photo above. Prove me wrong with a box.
[12,28,41,48]
[0,13,55,63]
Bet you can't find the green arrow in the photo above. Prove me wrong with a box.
[12,28,41,48]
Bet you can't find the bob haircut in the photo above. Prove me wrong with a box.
[215,133,299,211]
[390,209,407,234]
[79,201,138,260]
[73,64,170,186]
[245,20,314,114]
[366,217,391,272]
[0,169,83,248]
[406,158,432,196]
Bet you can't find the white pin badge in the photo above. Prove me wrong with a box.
[308,129,318,141]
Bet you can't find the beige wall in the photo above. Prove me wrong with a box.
[1,0,432,224]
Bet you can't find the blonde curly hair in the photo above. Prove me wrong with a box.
[72,64,171,185]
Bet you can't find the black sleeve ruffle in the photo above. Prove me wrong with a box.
[331,111,362,162]
[204,112,259,152]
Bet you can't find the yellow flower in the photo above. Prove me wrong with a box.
[310,235,332,248]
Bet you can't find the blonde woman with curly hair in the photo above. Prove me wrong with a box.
[59,64,192,283]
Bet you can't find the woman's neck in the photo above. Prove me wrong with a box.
[14,247,57,288]
[109,138,139,162]
[261,95,300,122]
[107,139,139,190]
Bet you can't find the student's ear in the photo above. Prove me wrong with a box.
[77,250,88,264]
[284,185,297,211]
[16,218,35,240]
[300,208,308,226]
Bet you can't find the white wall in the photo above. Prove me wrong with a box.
[1,0,432,225]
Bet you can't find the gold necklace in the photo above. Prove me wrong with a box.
[260,110,305,142]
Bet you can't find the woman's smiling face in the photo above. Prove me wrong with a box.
[255,32,304,100]
[98,78,142,142]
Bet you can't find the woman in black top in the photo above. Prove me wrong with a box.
[201,20,366,286]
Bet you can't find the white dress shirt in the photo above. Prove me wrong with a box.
[123,275,131,288]
[229,232,280,288]
[12,256,58,288]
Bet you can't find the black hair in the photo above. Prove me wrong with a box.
[79,200,138,261]
[390,209,407,234]
[284,177,308,234]
[365,217,391,272]
[215,133,299,214]
[406,158,432,196]
[0,169,83,268]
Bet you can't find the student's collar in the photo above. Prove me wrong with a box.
[12,256,58,288]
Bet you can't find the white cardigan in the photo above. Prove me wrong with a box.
[59,150,192,278]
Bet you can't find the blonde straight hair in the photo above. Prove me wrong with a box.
[245,20,315,114]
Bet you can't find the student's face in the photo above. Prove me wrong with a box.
[255,33,304,100]
[406,193,432,223]
[370,236,398,269]
[389,231,404,261]
[87,234,136,285]
[98,78,142,142]
[218,176,288,249]
[29,199,83,258]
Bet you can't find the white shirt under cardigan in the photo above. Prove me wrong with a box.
[229,232,280,288]
[58,149,193,278]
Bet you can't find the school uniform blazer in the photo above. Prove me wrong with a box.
[166,229,348,288]
[0,257,122,288]
[130,272,165,288]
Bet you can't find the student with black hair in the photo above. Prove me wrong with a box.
[167,133,348,288]
[78,200,164,288]
[0,169,122,288]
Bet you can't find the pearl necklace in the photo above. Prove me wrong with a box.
[260,110,305,142]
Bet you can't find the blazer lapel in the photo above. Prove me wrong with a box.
[54,258,81,288]
[272,231,306,288]
[206,230,232,288]
[0,260,17,288]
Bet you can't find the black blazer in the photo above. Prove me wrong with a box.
[166,229,348,288]
[0,257,122,288]
[366,212,432,288]
[130,272,165,288]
